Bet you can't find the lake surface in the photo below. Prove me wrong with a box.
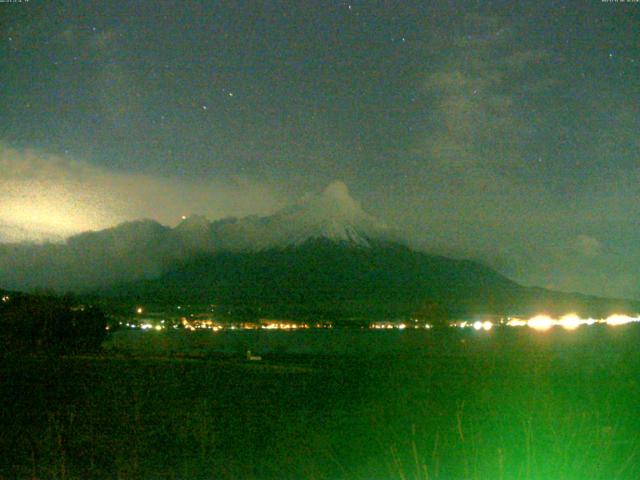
[106,323,640,359]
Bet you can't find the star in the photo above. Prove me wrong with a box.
[202,105,208,110]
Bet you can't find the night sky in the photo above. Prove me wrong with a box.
[1,1,639,298]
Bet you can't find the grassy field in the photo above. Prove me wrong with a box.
[2,326,639,479]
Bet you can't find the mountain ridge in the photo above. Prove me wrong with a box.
[0,182,395,292]
[102,237,639,319]
[1,182,639,318]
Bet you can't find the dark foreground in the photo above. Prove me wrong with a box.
[2,326,639,480]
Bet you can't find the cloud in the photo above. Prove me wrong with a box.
[419,15,550,179]
[573,235,602,258]
[388,14,640,300]
[400,14,556,224]
[0,179,386,292]
[300,180,370,222]
[0,143,284,242]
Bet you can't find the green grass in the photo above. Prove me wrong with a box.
[2,327,640,479]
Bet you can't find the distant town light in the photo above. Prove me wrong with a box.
[606,314,639,326]
[527,315,554,331]
[507,318,527,327]
[559,313,582,330]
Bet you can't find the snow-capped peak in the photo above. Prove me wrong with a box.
[262,181,389,248]
[202,181,397,251]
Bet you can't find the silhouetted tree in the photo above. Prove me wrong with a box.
[0,294,107,355]
[72,306,107,352]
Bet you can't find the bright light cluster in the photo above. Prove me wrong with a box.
[500,313,640,331]
[179,318,334,331]
[604,314,638,326]
[472,321,493,331]
[116,312,640,334]
[506,318,527,327]
[370,322,432,330]
[182,318,224,331]
[140,323,165,331]
[118,316,336,332]
[527,315,555,331]
[262,322,306,330]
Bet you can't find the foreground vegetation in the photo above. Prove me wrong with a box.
[1,325,639,479]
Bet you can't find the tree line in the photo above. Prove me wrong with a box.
[0,292,106,355]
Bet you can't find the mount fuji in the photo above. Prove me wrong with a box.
[0,182,636,319]
[174,181,397,252]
